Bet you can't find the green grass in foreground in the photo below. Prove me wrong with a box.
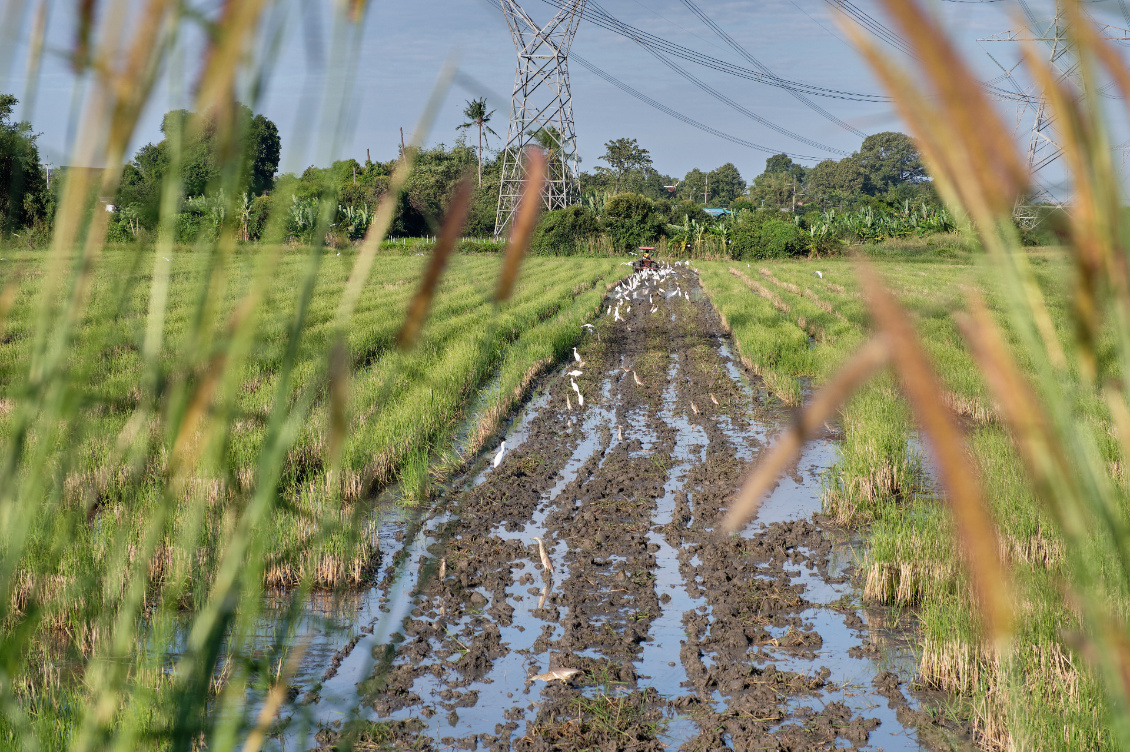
[0,246,620,749]
[698,247,1115,750]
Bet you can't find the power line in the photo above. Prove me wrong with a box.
[572,53,827,163]
[678,0,867,138]
[536,0,894,102]
[480,0,829,162]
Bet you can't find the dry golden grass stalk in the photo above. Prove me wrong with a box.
[846,0,1070,372]
[859,265,1012,643]
[496,148,547,303]
[397,175,474,350]
[721,336,890,532]
[74,0,98,70]
[845,0,1028,228]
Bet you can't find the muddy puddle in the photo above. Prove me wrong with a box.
[275,265,966,751]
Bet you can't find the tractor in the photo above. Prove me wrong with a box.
[633,247,659,272]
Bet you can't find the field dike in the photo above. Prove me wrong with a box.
[270,266,973,751]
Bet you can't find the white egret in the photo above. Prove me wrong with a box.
[565,369,583,378]
[532,536,553,573]
[566,393,572,411]
[492,441,506,468]
[633,371,644,387]
[573,347,584,365]
[617,425,623,441]
[814,270,823,278]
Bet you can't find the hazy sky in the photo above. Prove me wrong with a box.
[3,0,1129,186]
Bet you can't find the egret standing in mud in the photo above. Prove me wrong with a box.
[573,347,584,367]
[570,379,584,407]
[532,536,553,574]
[492,441,506,468]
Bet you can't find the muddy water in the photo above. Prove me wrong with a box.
[295,266,960,751]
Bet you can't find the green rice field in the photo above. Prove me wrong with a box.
[698,250,1112,750]
[0,247,621,746]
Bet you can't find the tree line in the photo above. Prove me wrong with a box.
[0,91,974,254]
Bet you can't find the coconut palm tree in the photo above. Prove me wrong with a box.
[457,97,498,186]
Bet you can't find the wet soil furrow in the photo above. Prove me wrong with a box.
[312,266,953,752]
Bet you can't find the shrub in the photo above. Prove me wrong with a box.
[758,219,808,258]
[247,194,272,240]
[174,212,201,243]
[601,193,666,250]
[531,205,600,255]
[730,211,807,260]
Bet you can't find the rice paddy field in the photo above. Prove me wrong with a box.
[0,247,622,747]
[698,249,1110,750]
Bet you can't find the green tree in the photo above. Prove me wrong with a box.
[763,153,808,183]
[246,112,281,196]
[706,163,745,207]
[601,192,666,250]
[678,168,708,204]
[748,170,794,211]
[806,157,865,210]
[0,94,48,233]
[456,97,498,187]
[144,103,280,200]
[596,138,652,193]
[856,131,925,195]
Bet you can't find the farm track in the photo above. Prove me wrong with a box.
[311,267,964,751]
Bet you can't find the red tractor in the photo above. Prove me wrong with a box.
[633,247,659,272]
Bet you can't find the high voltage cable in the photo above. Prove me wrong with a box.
[678,0,867,138]
[538,0,1035,104]
[822,0,916,57]
[478,0,827,161]
[571,53,827,162]
[637,38,849,154]
[535,0,893,102]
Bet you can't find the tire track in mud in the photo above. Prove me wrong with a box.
[311,266,962,751]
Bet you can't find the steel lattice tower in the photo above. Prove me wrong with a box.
[495,0,586,237]
[981,9,1130,227]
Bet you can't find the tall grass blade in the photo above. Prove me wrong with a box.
[496,148,547,303]
[398,174,474,350]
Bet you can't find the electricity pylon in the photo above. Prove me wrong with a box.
[495,0,586,237]
[981,8,1130,227]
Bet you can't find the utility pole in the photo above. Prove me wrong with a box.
[704,174,709,206]
[495,0,586,237]
[400,127,406,157]
[791,178,796,214]
[44,161,51,189]
[981,10,1130,227]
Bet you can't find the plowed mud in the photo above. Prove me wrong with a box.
[303,266,969,751]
